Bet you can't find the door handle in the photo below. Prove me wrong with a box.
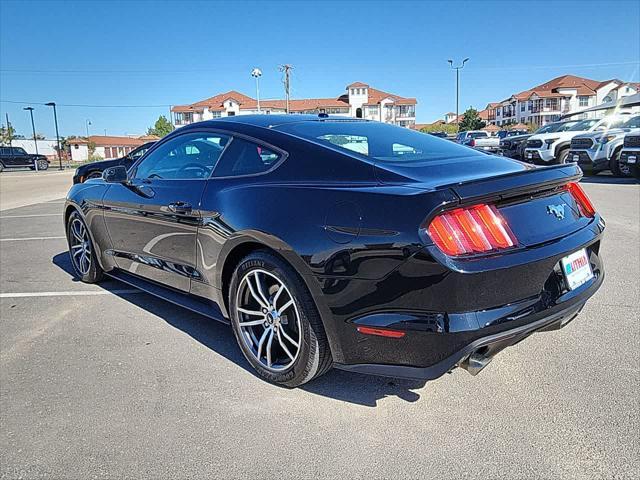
[168,201,192,214]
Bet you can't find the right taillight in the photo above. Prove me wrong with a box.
[426,204,518,256]
[469,139,476,147]
[567,182,596,218]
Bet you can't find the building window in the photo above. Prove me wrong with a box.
[579,96,589,107]
[211,111,222,118]
[351,89,355,95]
[520,103,525,111]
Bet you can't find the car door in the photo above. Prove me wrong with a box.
[102,130,230,292]
[12,148,31,167]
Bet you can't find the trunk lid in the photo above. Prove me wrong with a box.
[377,158,588,248]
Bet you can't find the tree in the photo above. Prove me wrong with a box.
[0,123,16,145]
[35,133,46,140]
[458,107,486,131]
[147,115,174,137]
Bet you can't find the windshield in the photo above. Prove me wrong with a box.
[568,119,599,131]
[621,116,640,129]
[277,121,477,164]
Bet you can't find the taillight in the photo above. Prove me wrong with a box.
[426,204,517,256]
[469,139,476,147]
[356,326,406,338]
[567,182,596,218]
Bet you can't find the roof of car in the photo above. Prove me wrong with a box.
[181,114,370,130]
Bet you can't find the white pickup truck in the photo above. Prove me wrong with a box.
[456,131,500,153]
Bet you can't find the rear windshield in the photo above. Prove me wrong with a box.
[277,121,474,164]
[469,132,488,138]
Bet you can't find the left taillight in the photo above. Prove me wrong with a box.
[567,182,596,218]
[426,204,518,256]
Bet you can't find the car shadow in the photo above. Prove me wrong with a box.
[52,252,429,407]
[580,174,639,185]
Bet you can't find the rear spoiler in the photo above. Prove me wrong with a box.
[443,164,582,204]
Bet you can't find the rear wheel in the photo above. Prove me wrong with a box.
[66,211,103,283]
[610,150,631,177]
[37,159,49,171]
[0,162,4,173]
[229,251,332,387]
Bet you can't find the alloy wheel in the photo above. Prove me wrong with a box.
[69,217,92,275]
[235,269,302,372]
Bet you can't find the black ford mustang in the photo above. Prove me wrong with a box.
[64,115,605,387]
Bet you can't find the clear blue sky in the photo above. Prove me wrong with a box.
[1,0,638,138]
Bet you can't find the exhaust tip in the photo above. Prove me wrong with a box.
[461,349,493,376]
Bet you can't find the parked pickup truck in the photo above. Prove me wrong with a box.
[619,129,640,179]
[499,120,579,160]
[0,146,50,172]
[523,114,632,166]
[456,130,500,152]
[568,115,640,177]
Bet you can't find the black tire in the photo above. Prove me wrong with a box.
[228,250,332,387]
[66,211,103,283]
[610,149,631,178]
[37,159,49,171]
[0,162,4,173]
[556,148,569,164]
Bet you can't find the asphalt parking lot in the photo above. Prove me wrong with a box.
[0,172,638,479]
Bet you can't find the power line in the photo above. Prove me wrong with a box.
[0,100,171,108]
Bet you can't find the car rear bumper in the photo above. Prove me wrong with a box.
[322,217,605,380]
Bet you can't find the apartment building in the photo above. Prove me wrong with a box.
[485,75,638,126]
[171,82,417,128]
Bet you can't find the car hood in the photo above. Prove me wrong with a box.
[502,134,531,142]
[528,130,588,142]
[572,128,631,140]
[76,157,125,173]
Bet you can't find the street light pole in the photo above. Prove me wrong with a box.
[85,119,91,137]
[251,68,262,113]
[448,58,469,131]
[45,102,63,170]
[23,107,39,172]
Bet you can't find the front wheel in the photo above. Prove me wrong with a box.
[66,211,103,283]
[556,148,569,164]
[610,150,631,178]
[229,251,332,387]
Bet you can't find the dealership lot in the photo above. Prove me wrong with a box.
[0,175,638,479]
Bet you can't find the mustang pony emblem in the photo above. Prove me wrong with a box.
[547,204,565,220]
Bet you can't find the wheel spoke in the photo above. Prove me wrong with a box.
[266,328,274,367]
[278,299,294,315]
[72,222,83,242]
[279,327,299,349]
[276,329,295,361]
[237,307,264,317]
[256,327,271,361]
[239,318,265,327]
[253,272,271,307]
[246,276,268,309]
[272,284,284,309]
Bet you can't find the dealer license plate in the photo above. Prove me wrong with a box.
[561,248,593,290]
[628,155,637,164]
[527,152,533,159]
[573,155,579,162]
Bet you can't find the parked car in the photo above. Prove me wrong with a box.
[524,114,632,165]
[428,131,448,138]
[500,121,580,160]
[72,142,156,184]
[619,129,640,180]
[568,115,640,177]
[456,130,500,152]
[0,146,50,172]
[64,115,604,387]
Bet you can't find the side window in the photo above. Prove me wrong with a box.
[133,133,230,180]
[13,148,27,155]
[212,137,281,177]
[0,147,7,155]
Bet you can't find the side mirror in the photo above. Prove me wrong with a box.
[103,165,128,183]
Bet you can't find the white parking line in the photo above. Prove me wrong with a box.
[0,289,141,298]
[0,236,66,242]
[0,214,61,219]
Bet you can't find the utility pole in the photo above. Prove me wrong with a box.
[448,58,469,131]
[251,68,262,113]
[279,64,293,114]
[23,107,39,172]
[45,102,63,170]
